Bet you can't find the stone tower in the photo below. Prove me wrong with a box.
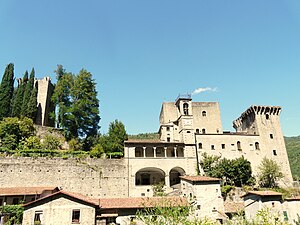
[233,106,293,186]
[35,77,55,127]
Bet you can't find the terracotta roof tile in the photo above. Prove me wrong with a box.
[180,176,221,182]
[224,202,245,213]
[285,196,300,201]
[241,191,282,198]
[99,196,188,209]
[0,187,58,196]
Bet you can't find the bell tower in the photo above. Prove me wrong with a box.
[175,94,194,144]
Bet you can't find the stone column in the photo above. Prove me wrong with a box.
[153,147,156,158]
[143,147,146,158]
[174,147,177,158]
[164,147,167,158]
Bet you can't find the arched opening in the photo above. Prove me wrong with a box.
[169,167,186,187]
[135,147,143,157]
[183,103,189,115]
[202,111,206,117]
[145,147,154,157]
[202,129,206,134]
[237,141,242,150]
[177,146,184,157]
[156,147,165,157]
[199,143,203,149]
[166,147,175,157]
[196,129,200,134]
[135,168,165,186]
[266,114,270,120]
[255,142,260,150]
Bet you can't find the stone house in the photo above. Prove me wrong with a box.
[22,191,99,225]
[180,175,226,223]
[242,191,285,220]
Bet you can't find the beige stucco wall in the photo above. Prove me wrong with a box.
[22,196,96,225]
[181,180,224,221]
[283,200,300,224]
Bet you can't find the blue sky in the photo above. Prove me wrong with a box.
[0,0,299,136]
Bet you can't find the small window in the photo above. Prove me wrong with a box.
[198,143,202,149]
[211,145,215,150]
[270,134,273,139]
[255,142,260,150]
[266,114,269,120]
[273,150,277,156]
[221,144,225,149]
[72,209,80,223]
[196,129,199,134]
[283,211,288,221]
[187,131,191,133]
[202,111,206,117]
[202,129,206,134]
[237,141,242,150]
[272,202,275,207]
[167,137,170,142]
[34,211,43,224]
[141,193,145,196]
[166,127,170,131]
[183,103,189,115]
[197,205,201,210]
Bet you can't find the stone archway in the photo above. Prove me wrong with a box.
[135,167,165,186]
[169,167,185,187]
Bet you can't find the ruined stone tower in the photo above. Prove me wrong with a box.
[35,77,55,127]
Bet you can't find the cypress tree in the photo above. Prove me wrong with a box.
[11,78,25,117]
[21,69,35,117]
[0,63,14,120]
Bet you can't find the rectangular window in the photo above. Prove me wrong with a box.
[167,137,170,142]
[34,211,43,224]
[166,127,170,131]
[283,211,288,221]
[273,150,277,156]
[221,144,225,149]
[211,145,215,150]
[270,134,273,139]
[72,209,80,223]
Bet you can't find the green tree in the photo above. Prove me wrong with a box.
[11,75,26,117]
[107,119,128,154]
[69,69,100,138]
[20,70,30,116]
[22,68,35,117]
[0,63,14,119]
[258,157,283,188]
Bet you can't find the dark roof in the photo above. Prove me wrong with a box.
[180,176,221,182]
[0,187,58,196]
[241,191,282,198]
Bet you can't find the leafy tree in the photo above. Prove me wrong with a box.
[0,63,14,119]
[0,117,35,150]
[107,119,128,153]
[201,153,254,187]
[69,69,100,138]
[258,157,283,188]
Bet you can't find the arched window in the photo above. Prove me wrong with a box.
[183,103,189,115]
[202,129,206,134]
[199,143,202,149]
[196,129,199,134]
[255,142,260,150]
[266,114,269,120]
[202,111,206,116]
[237,141,242,150]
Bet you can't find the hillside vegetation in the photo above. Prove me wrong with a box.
[285,136,300,180]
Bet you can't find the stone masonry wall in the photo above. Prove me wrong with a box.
[0,157,129,198]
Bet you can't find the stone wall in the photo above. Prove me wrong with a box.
[0,157,128,198]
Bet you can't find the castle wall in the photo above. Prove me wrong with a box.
[0,157,128,198]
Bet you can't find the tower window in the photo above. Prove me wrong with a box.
[270,134,273,139]
[211,145,215,150]
[202,129,206,134]
[221,144,225,149]
[183,103,189,115]
[166,127,170,131]
[199,143,202,149]
[202,111,206,117]
[273,150,277,156]
[237,141,242,150]
[196,129,199,134]
[255,142,260,150]
[167,137,170,142]
[266,114,270,120]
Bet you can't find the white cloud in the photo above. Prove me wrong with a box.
[192,87,217,95]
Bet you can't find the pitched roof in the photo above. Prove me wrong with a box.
[180,176,221,182]
[241,191,282,198]
[0,187,58,196]
[224,202,245,213]
[23,191,99,208]
[99,196,188,209]
[285,196,300,201]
